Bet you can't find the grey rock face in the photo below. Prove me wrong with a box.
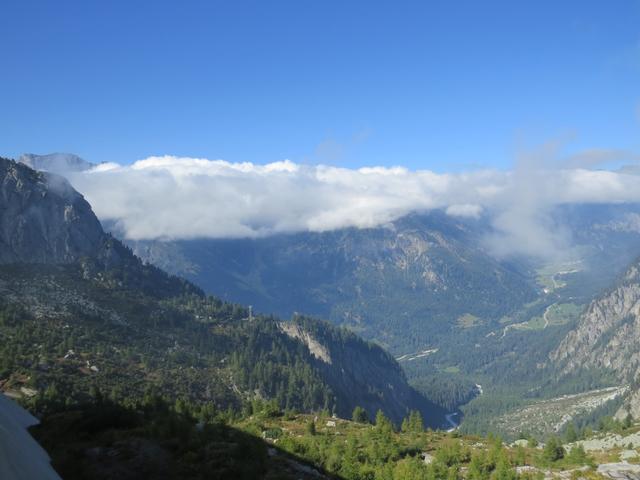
[597,462,640,479]
[551,265,640,378]
[550,263,640,418]
[0,157,106,264]
[616,388,640,421]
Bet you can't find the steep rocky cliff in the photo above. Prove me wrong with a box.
[0,157,106,264]
[551,264,640,377]
[550,260,640,418]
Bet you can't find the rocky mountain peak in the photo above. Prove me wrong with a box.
[0,157,106,264]
[19,152,95,175]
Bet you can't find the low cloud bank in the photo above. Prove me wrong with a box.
[67,153,640,260]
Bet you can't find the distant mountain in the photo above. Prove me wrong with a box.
[19,153,96,174]
[0,156,442,425]
[124,213,539,353]
[549,203,640,297]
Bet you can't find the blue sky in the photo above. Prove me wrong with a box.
[1,0,639,171]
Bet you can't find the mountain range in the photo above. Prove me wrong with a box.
[0,156,443,426]
[8,152,640,479]
[12,151,640,439]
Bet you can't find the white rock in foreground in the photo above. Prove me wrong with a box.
[0,394,61,480]
[597,462,640,479]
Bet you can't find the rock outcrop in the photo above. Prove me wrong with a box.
[279,322,333,364]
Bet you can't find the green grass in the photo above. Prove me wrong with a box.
[546,302,583,325]
[535,259,585,292]
[515,316,546,331]
[502,302,583,333]
[456,313,481,329]
[442,366,461,374]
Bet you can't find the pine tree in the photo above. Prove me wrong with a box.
[514,445,526,466]
[392,456,430,480]
[352,405,369,423]
[375,410,394,434]
[542,436,565,463]
[490,454,516,480]
[306,419,316,436]
[564,422,578,443]
[408,410,424,433]
[400,410,424,433]
[567,444,588,464]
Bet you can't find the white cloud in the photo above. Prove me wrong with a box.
[446,204,483,218]
[66,154,640,260]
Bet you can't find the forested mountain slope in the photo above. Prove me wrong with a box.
[125,204,640,355]
[125,213,538,353]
